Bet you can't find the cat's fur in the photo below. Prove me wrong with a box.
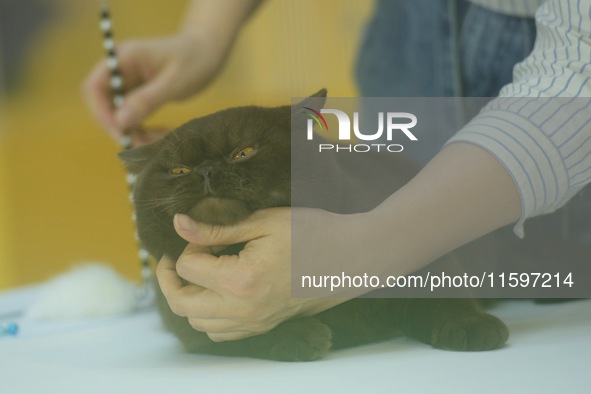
[119,90,508,361]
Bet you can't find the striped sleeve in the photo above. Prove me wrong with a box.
[447,0,591,237]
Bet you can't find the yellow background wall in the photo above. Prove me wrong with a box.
[0,0,371,290]
[0,146,11,289]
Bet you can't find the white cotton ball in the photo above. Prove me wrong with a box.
[26,263,139,320]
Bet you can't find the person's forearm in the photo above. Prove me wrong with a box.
[180,0,263,42]
[360,142,521,276]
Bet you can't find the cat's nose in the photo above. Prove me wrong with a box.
[199,166,213,180]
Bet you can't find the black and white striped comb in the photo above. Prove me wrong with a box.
[99,1,152,303]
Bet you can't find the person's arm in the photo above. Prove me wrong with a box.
[157,0,591,342]
[156,142,520,342]
[361,142,521,273]
[448,0,591,237]
[83,0,262,144]
[180,0,262,39]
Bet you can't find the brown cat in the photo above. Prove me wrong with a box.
[119,89,508,361]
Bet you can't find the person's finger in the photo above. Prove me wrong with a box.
[207,331,260,342]
[187,315,276,335]
[155,255,185,294]
[187,317,243,333]
[156,255,208,316]
[172,209,289,293]
[114,66,179,130]
[173,211,271,247]
[175,247,242,292]
[82,61,121,139]
[157,256,228,318]
[188,316,262,341]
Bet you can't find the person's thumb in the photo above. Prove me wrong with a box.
[173,214,258,247]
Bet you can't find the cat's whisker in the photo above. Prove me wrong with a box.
[137,197,184,212]
[136,190,199,217]
[170,129,181,144]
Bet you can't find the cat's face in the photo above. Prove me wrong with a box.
[120,105,294,227]
[119,90,326,259]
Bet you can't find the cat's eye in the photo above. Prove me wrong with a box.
[169,165,192,176]
[232,146,257,161]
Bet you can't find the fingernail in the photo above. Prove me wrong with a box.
[175,214,196,232]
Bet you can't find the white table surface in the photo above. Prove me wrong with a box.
[1,286,589,394]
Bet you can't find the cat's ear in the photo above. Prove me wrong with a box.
[291,88,327,128]
[296,88,327,112]
[118,142,160,173]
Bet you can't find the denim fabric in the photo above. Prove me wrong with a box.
[355,0,537,164]
[356,0,537,98]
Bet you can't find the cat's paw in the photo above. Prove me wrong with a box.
[266,318,332,361]
[431,313,509,351]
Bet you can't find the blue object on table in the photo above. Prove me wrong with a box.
[0,323,19,336]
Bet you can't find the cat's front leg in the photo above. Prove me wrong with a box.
[199,317,332,361]
[402,298,509,351]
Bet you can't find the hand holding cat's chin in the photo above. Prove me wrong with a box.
[156,207,350,342]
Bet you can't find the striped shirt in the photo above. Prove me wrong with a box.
[448,0,591,237]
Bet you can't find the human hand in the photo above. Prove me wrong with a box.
[82,31,231,145]
[156,207,347,342]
